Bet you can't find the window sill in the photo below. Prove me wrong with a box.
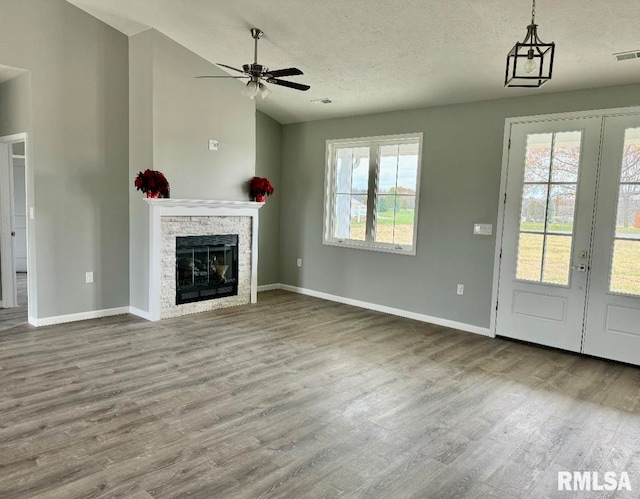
[323,238,416,256]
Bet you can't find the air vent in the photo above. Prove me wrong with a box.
[614,50,640,61]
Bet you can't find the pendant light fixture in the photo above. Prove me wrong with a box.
[505,0,555,87]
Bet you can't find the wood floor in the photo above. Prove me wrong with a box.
[1,290,639,498]
[0,273,27,332]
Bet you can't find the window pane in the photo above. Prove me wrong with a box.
[551,131,581,182]
[332,194,352,239]
[375,195,395,244]
[524,133,552,182]
[542,235,572,285]
[379,144,399,193]
[610,240,640,296]
[393,196,415,245]
[517,233,544,282]
[520,184,548,232]
[351,147,370,193]
[547,184,576,234]
[615,185,640,237]
[349,195,367,241]
[620,127,640,183]
[335,148,354,194]
[397,143,419,192]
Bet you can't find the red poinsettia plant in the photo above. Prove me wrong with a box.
[134,169,170,198]
[250,176,274,202]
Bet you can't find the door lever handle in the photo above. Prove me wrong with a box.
[571,264,587,272]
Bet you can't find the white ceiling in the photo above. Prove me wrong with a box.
[66,0,640,124]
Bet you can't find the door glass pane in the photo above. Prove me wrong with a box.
[517,233,544,281]
[610,240,640,296]
[520,184,548,232]
[524,133,552,182]
[609,127,640,294]
[551,131,581,182]
[375,195,395,244]
[547,185,577,234]
[620,127,640,183]
[615,185,640,238]
[351,147,370,193]
[543,235,572,285]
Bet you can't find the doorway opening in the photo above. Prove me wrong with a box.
[0,134,29,331]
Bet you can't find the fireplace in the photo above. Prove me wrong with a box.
[175,234,238,305]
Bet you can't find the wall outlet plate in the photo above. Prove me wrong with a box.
[457,284,464,295]
[86,271,93,283]
[296,258,302,268]
[473,224,493,236]
[208,139,219,151]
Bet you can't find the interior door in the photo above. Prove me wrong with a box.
[583,114,640,365]
[12,155,27,272]
[495,118,602,351]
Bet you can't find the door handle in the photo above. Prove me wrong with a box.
[572,264,587,272]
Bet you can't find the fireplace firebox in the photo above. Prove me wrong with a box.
[175,234,238,305]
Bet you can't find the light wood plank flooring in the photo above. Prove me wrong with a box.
[1,290,639,498]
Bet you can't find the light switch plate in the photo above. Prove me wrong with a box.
[208,139,219,151]
[473,224,493,236]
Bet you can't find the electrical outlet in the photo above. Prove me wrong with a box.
[457,284,464,295]
[208,139,219,151]
[86,272,93,284]
[296,258,302,268]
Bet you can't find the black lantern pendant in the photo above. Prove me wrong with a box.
[505,0,555,87]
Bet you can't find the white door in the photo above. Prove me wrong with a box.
[583,114,640,365]
[12,156,27,272]
[496,117,602,352]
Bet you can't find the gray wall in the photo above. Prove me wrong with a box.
[129,29,256,312]
[0,0,129,319]
[256,111,282,286]
[280,83,640,329]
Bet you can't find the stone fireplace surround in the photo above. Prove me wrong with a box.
[146,199,263,321]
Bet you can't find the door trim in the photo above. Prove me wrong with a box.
[491,106,640,337]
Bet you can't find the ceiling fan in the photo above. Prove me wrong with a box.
[196,28,310,99]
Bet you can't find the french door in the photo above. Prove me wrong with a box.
[496,111,640,366]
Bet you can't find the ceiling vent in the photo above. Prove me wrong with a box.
[614,50,640,61]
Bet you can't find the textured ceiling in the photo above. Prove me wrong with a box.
[66,0,640,124]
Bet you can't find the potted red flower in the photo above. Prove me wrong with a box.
[134,169,170,198]
[250,176,274,202]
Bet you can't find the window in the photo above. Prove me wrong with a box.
[323,133,423,255]
[515,131,582,286]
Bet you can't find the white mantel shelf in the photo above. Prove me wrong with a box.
[145,198,265,210]
[146,198,263,321]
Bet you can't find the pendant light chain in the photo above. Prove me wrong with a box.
[531,0,536,24]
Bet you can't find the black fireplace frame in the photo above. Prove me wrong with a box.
[175,234,239,305]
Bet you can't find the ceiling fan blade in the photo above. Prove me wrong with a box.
[195,75,249,79]
[266,78,310,91]
[216,63,246,74]
[266,67,304,78]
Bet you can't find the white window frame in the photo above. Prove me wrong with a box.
[323,132,423,255]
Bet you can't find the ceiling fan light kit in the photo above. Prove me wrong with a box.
[505,0,555,88]
[196,27,310,99]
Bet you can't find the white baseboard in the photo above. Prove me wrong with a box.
[269,283,493,338]
[30,306,131,327]
[257,283,282,292]
[129,306,152,321]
